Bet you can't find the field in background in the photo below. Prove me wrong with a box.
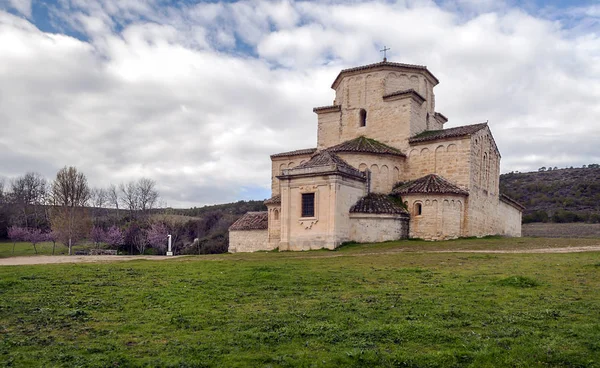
[1,239,600,367]
[0,241,102,258]
[523,223,600,238]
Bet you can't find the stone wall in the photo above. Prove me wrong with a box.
[349,213,409,243]
[498,200,522,237]
[271,154,314,195]
[403,194,466,240]
[228,230,271,253]
[279,174,366,251]
[316,69,439,153]
[336,152,405,193]
[465,127,504,236]
[266,204,281,246]
[405,137,471,189]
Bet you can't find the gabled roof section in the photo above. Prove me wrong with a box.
[500,193,525,211]
[294,151,357,171]
[271,148,317,159]
[350,193,409,216]
[264,194,281,205]
[409,123,488,144]
[229,211,268,231]
[326,136,406,157]
[392,174,468,196]
[332,61,439,90]
[279,151,365,180]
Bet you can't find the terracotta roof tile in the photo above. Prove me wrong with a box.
[271,148,317,158]
[281,151,365,180]
[326,136,406,157]
[393,174,468,196]
[350,193,409,215]
[409,123,488,144]
[264,194,281,205]
[332,61,439,89]
[228,211,268,231]
[294,151,356,171]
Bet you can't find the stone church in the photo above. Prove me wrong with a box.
[229,60,523,252]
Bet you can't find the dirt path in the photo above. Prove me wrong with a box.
[2,245,600,266]
[0,255,184,266]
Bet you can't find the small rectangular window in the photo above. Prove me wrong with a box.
[301,193,315,218]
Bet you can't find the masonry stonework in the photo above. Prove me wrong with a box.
[229,60,522,252]
[229,230,270,253]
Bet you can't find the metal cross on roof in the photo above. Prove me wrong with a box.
[380,46,390,62]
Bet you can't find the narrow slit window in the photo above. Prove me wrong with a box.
[301,193,315,218]
[415,203,422,216]
[359,109,367,127]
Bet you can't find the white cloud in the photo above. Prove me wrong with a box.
[1,0,30,17]
[0,0,599,207]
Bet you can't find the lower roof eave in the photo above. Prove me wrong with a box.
[277,170,366,182]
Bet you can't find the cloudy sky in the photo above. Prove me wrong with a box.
[0,0,599,208]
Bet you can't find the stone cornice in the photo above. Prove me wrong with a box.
[382,89,426,104]
[434,112,448,123]
[312,105,341,114]
[331,61,439,90]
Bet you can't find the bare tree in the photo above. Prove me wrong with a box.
[90,187,107,208]
[90,187,107,225]
[119,181,139,218]
[51,166,91,255]
[107,184,120,225]
[8,172,47,227]
[137,178,159,214]
[118,178,160,219]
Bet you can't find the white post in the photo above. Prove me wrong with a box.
[166,234,173,256]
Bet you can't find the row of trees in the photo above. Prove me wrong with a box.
[1,166,234,255]
[8,221,176,255]
[538,164,600,172]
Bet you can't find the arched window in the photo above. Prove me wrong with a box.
[273,209,279,221]
[414,202,422,216]
[359,109,367,127]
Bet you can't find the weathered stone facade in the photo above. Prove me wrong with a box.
[229,60,523,252]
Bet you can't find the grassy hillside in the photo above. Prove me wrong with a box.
[500,166,600,223]
[1,238,600,367]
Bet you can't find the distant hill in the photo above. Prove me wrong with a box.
[499,166,600,223]
[170,200,267,217]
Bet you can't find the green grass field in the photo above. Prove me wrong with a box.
[1,238,600,367]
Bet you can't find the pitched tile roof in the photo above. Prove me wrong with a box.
[500,193,525,211]
[332,61,439,89]
[409,123,488,144]
[264,194,281,205]
[294,151,358,171]
[281,151,365,179]
[228,211,268,231]
[392,174,469,196]
[350,193,409,215]
[326,136,406,157]
[271,148,317,158]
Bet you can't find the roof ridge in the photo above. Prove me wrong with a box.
[393,174,468,196]
[326,136,406,157]
[408,122,488,144]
